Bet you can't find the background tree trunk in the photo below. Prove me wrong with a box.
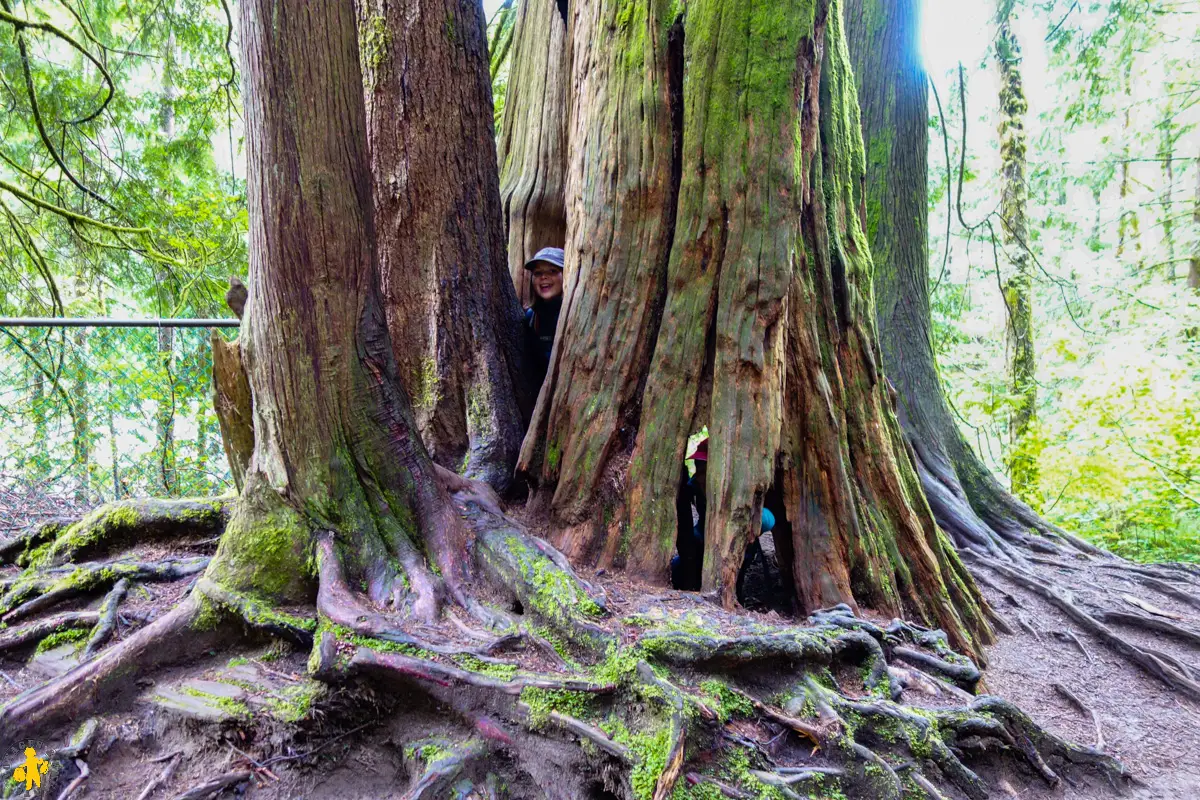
[496,0,570,307]
[996,3,1038,504]
[845,0,1084,557]
[357,0,527,493]
[509,0,992,653]
[1190,145,1200,291]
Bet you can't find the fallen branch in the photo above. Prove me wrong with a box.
[1053,682,1104,750]
[136,753,182,800]
[169,769,251,800]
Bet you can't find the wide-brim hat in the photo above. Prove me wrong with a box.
[686,437,708,462]
[523,246,565,271]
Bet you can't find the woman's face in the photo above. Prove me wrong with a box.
[532,263,564,301]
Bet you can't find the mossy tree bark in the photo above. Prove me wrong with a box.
[496,0,570,307]
[995,2,1039,503]
[845,0,1077,559]
[357,0,528,493]
[508,0,992,654]
[204,0,474,616]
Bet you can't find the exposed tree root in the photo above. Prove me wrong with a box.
[0,501,1137,799]
[172,769,251,800]
[0,518,68,564]
[966,552,1200,701]
[82,578,129,659]
[0,593,234,742]
[403,738,490,800]
[1053,682,1104,751]
[135,752,181,800]
[0,610,99,653]
[0,556,210,621]
[1,499,227,568]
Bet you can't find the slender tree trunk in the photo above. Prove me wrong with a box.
[156,326,176,495]
[1190,146,1200,291]
[71,328,89,502]
[1116,64,1142,270]
[71,271,90,503]
[1159,107,1176,274]
[509,0,991,652]
[155,17,177,496]
[995,6,1038,504]
[356,0,527,492]
[495,0,569,307]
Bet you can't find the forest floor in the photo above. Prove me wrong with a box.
[1,529,1197,799]
[975,556,1200,799]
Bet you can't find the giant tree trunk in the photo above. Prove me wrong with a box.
[357,0,527,492]
[844,0,1091,557]
[205,0,468,613]
[513,0,992,653]
[496,0,570,306]
[995,6,1038,503]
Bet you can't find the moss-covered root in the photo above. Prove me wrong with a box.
[0,592,237,748]
[0,556,210,621]
[0,518,68,565]
[0,610,99,654]
[469,508,614,651]
[403,738,490,800]
[16,498,229,568]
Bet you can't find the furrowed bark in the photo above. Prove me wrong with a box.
[504,0,992,653]
[845,0,1076,557]
[206,0,468,607]
[496,0,570,307]
[518,0,681,537]
[358,0,527,493]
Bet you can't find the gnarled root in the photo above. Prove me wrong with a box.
[0,592,233,747]
[0,503,1131,799]
[1,498,228,568]
[303,571,1126,800]
[0,556,210,621]
[967,552,1200,700]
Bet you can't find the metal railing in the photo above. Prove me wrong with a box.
[0,319,239,531]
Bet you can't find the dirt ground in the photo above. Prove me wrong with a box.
[2,546,1198,799]
[975,557,1200,800]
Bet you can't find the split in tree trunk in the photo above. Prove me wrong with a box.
[496,0,570,308]
[511,0,991,655]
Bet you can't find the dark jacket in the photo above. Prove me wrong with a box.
[525,295,562,394]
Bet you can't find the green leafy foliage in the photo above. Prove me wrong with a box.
[929,0,1199,562]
